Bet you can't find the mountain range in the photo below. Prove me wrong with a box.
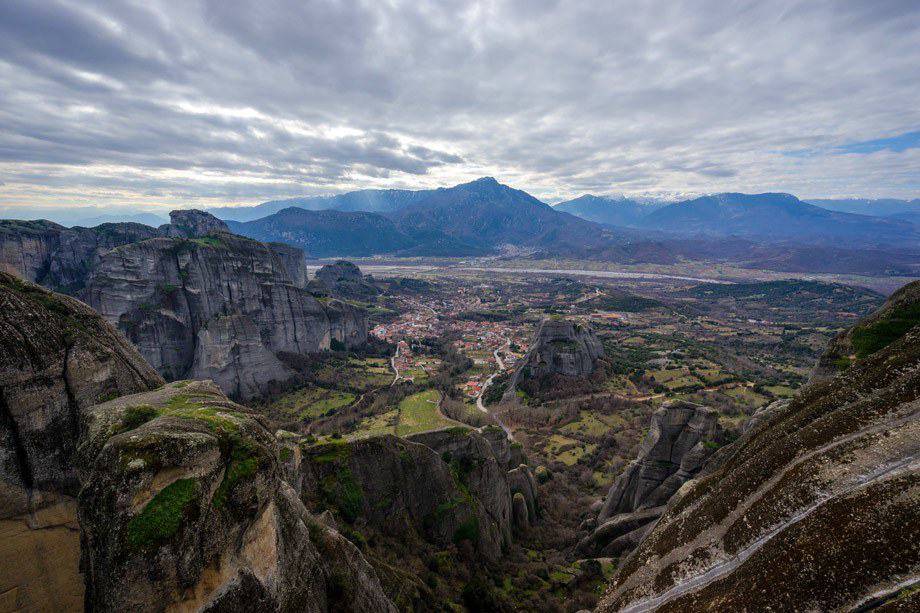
[4,179,918,276]
[218,179,919,276]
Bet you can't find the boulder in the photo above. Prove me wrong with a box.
[78,380,395,612]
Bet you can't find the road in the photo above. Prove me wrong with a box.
[389,344,401,386]
[476,337,515,440]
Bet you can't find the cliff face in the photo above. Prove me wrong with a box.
[78,380,395,612]
[0,219,159,292]
[0,272,163,518]
[504,318,604,399]
[578,401,720,558]
[598,282,920,612]
[293,427,536,564]
[59,213,366,401]
[0,272,163,612]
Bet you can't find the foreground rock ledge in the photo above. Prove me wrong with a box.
[78,379,395,612]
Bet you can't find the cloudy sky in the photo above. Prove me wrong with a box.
[1,0,918,212]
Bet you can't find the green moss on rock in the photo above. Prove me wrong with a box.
[127,478,198,550]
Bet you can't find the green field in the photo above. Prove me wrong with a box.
[560,411,627,437]
[315,358,393,391]
[264,386,355,421]
[395,390,453,436]
[350,409,399,440]
[725,385,770,408]
[544,434,595,466]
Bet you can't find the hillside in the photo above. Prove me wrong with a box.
[640,192,920,246]
[391,177,614,254]
[227,207,417,257]
[210,187,433,222]
[598,281,920,612]
[553,195,666,227]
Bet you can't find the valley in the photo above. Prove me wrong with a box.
[246,263,888,610]
[0,208,916,612]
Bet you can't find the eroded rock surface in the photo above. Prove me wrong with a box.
[0,219,159,292]
[811,280,920,383]
[82,232,365,400]
[78,380,395,613]
[578,401,720,558]
[161,209,231,238]
[0,272,163,518]
[598,283,920,612]
[0,211,351,400]
[0,272,163,612]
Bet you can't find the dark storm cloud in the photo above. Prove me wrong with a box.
[0,0,917,210]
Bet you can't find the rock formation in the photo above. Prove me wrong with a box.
[503,318,604,400]
[0,272,164,517]
[1,212,337,400]
[598,282,920,612]
[578,400,720,557]
[0,219,159,292]
[78,380,395,612]
[160,208,231,238]
[310,260,381,301]
[293,427,537,563]
[811,279,920,383]
[0,272,163,611]
[81,228,368,400]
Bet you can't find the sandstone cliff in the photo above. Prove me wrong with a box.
[78,380,395,612]
[0,219,159,292]
[0,272,163,518]
[598,281,920,612]
[577,401,720,558]
[503,317,604,400]
[0,272,163,612]
[82,231,365,400]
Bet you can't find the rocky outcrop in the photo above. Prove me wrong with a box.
[811,280,920,383]
[161,209,230,238]
[577,401,720,558]
[312,260,381,301]
[503,318,603,399]
[0,219,159,292]
[0,272,163,518]
[598,283,920,612]
[295,428,536,563]
[0,272,163,612]
[78,380,395,612]
[83,231,365,400]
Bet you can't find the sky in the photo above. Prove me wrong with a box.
[0,0,918,213]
